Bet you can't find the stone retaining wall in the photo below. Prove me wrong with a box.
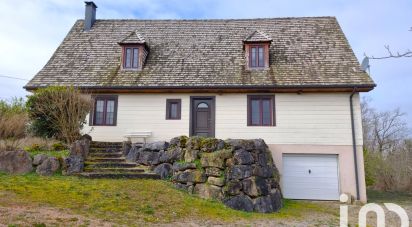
[125,136,283,213]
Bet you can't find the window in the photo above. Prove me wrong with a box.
[249,45,265,68]
[247,95,275,126]
[166,99,181,120]
[197,102,208,109]
[91,96,118,126]
[123,47,139,69]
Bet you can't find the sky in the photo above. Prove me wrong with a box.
[0,0,411,125]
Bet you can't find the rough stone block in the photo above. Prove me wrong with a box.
[194,184,223,200]
[204,167,222,177]
[172,162,196,171]
[0,150,33,174]
[242,176,270,197]
[234,149,254,165]
[36,157,60,176]
[184,149,199,162]
[200,149,232,169]
[208,176,225,186]
[227,165,252,180]
[224,195,254,212]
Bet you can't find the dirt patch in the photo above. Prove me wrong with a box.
[0,205,114,227]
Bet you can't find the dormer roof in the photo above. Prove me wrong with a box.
[118,30,146,44]
[243,30,272,43]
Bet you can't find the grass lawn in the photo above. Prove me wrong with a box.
[0,173,336,225]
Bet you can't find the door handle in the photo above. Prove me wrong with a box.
[308,169,311,174]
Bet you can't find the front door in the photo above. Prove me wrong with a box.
[190,97,215,137]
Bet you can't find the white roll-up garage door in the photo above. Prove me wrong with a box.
[282,154,340,200]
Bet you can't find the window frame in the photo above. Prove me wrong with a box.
[249,44,266,68]
[166,99,181,120]
[122,45,140,70]
[247,95,276,126]
[90,95,118,126]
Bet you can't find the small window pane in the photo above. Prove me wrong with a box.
[251,99,260,125]
[258,47,264,67]
[132,48,139,68]
[105,100,115,125]
[95,100,105,125]
[197,102,209,109]
[170,103,178,119]
[251,47,257,67]
[262,99,271,125]
[125,48,132,68]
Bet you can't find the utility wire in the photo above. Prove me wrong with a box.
[0,74,29,81]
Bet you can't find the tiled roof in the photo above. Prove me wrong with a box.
[25,17,375,90]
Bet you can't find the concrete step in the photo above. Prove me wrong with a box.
[89,148,121,153]
[87,157,126,163]
[85,162,137,168]
[79,172,160,179]
[89,152,123,158]
[90,141,122,149]
[83,167,146,173]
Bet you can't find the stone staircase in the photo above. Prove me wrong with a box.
[80,141,160,179]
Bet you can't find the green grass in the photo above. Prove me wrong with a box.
[367,189,412,204]
[26,150,70,159]
[0,173,332,224]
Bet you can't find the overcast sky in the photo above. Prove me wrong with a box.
[0,0,411,125]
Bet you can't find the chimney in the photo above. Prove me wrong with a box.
[84,1,97,31]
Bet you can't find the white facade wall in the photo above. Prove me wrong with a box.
[83,92,363,146]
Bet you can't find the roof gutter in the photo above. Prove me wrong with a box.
[24,84,376,92]
[350,87,361,200]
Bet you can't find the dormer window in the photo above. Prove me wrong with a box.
[123,46,139,69]
[118,30,148,71]
[250,45,265,68]
[243,30,272,70]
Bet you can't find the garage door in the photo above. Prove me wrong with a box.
[282,154,339,200]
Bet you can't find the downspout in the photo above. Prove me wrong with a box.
[350,88,360,200]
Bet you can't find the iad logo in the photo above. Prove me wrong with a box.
[340,194,409,227]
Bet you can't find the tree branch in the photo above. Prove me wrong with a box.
[366,45,412,59]
[365,27,411,59]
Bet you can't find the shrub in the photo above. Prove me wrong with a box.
[363,149,376,186]
[0,97,27,151]
[364,145,412,192]
[25,143,47,152]
[26,86,92,144]
[52,142,66,151]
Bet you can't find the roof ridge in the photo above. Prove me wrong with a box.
[77,16,337,22]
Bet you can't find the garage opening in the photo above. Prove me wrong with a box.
[282,154,340,200]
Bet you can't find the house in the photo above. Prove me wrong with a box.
[25,2,375,202]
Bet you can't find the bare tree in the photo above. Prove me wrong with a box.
[361,98,408,153]
[372,108,408,153]
[27,87,92,144]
